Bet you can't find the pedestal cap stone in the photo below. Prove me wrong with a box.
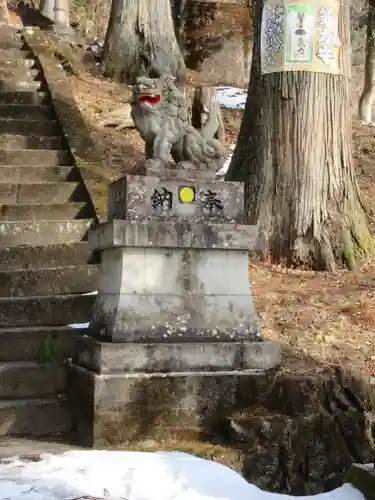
[88,218,259,252]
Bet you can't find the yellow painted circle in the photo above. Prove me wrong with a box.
[180,186,195,203]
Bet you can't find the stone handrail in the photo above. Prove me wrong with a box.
[23,29,111,223]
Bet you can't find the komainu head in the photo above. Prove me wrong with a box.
[132,74,181,112]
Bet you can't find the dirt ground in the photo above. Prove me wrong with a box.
[68,71,375,378]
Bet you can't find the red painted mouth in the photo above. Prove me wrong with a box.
[139,95,161,105]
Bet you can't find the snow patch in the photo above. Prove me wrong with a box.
[68,322,90,329]
[66,290,97,329]
[0,450,366,500]
[215,144,235,178]
[217,86,247,110]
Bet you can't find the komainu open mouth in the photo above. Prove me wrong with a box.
[138,95,161,105]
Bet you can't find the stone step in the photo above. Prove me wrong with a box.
[0,294,95,327]
[0,91,48,105]
[0,67,39,80]
[0,39,24,50]
[0,182,85,204]
[0,242,98,271]
[0,165,78,183]
[0,134,64,149]
[0,202,92,221]
[0,48,35,62]
[0,437,81,459]
[0,57,36,69]
[0,361,66,398]
[0,219,94,246]
[0,104,54,119]
[0,325,87,362]
[0,265,100,297]
[0,79,42,91]
[0,27,21,40]
[0,397,73,436]
[0,149,72,166]
[0,118,59,136]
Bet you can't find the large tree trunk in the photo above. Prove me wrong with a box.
[226,0,374,270]
[101,0,185,84]
[359,0,375,123]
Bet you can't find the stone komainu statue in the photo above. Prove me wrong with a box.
[130,74,228,173]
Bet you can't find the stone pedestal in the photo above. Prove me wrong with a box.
[68,172,281,446]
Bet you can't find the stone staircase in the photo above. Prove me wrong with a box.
[0,27,99,437]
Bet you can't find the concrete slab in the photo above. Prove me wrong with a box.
[76,337,281,373]
[67,362,275,446]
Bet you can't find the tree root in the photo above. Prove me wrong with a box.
[342,229,356,271]
[313,224,373,271]
[260,217,374,271]
[98,105,134,130]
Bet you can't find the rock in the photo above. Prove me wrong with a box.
[214,369,375,495]
[346,464,375,500]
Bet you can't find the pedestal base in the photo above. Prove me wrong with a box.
[67,362,279,446]
[75,337,281,373]
[68,336,281,446]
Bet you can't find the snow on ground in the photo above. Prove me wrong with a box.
[217,86,247,110]
[215,144,235,178]
[214,85,247,176]
[0,450,365,500]
[67,291,97,329]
